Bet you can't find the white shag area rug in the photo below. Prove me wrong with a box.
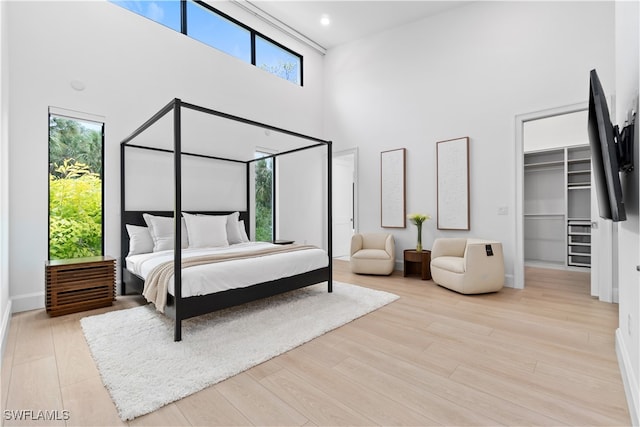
[80,281,398,421]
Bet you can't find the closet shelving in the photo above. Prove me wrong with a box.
[524,145,591,269]
[566,146,592,267]
[524,149,566,268]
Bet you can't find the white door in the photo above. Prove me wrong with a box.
[590,168,601,297]
[590,148,617,302]
[332,150,357,258]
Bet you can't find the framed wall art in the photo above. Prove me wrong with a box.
[380,148,406,228]
[437,137,470,230]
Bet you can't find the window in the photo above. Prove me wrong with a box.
[48,113,104,260]
[256,35,302,85]
[186,1,251,63]
[111,0,181,32]
[254,151,274,242]
[110,0,303,85]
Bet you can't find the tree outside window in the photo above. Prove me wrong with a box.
[256,35,301,85]
[254,152,273,241]
[48,115,104,260]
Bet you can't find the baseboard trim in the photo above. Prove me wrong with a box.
[503,274,515,288]
[10,291,44,313]
[616,327,639,426]
[1,299,11,362]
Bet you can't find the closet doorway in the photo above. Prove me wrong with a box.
[516,104,614,301]
[332,149,358,259]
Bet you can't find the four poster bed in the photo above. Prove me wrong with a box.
[120,99,333,341]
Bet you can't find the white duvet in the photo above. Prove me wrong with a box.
[126,242,329,298]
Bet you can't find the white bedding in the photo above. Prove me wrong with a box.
[126,242,328,298]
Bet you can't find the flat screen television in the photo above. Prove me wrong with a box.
[588,69,626,222]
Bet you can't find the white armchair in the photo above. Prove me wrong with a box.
[350,233,395,275]
[430,238,504,294]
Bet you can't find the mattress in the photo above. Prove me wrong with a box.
[126,242,328,298]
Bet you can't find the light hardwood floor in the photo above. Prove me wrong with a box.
[1,261,631,426]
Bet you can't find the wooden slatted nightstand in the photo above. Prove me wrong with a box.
[45,256,116,316]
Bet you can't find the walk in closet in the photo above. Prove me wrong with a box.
[524,145,592,268]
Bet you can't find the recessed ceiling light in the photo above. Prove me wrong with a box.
[320,14,331,26]
[70,80,86,91]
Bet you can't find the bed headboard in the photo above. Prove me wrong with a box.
[121,210,250,261]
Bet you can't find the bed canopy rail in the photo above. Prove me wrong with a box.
[120,98,332,341]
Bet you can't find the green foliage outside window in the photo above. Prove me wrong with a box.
[49,161,102,259]
[49,117,103,260]
[49,117,102,176]
[254,157,273,241]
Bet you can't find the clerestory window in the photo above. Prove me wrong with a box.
[111,0,303,85]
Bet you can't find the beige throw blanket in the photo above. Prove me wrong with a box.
[143,244,318,312]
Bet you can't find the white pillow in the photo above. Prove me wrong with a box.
[238,220,250,242]
[182,212,229,248]
[226,212,243,244]
[125,224,154,255]
[143,214,189,252]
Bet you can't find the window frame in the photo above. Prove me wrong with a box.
[189,1,303,86]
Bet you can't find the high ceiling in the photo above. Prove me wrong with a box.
[236,1,472,51]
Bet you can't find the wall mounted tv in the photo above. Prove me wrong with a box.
[588,69,635,222]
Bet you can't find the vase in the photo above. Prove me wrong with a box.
[416,223,423,252]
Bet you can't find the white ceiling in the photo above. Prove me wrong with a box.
[238,1,472,51]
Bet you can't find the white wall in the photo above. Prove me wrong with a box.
[124,151,247,211]
[277,147,328,249]
[523,111,589,153]
[6,0,325,311]
[0,0,11,356]
[614,0,640,424]
[323,1,615,283]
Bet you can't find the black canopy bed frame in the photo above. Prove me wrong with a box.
[120,98,333,341]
